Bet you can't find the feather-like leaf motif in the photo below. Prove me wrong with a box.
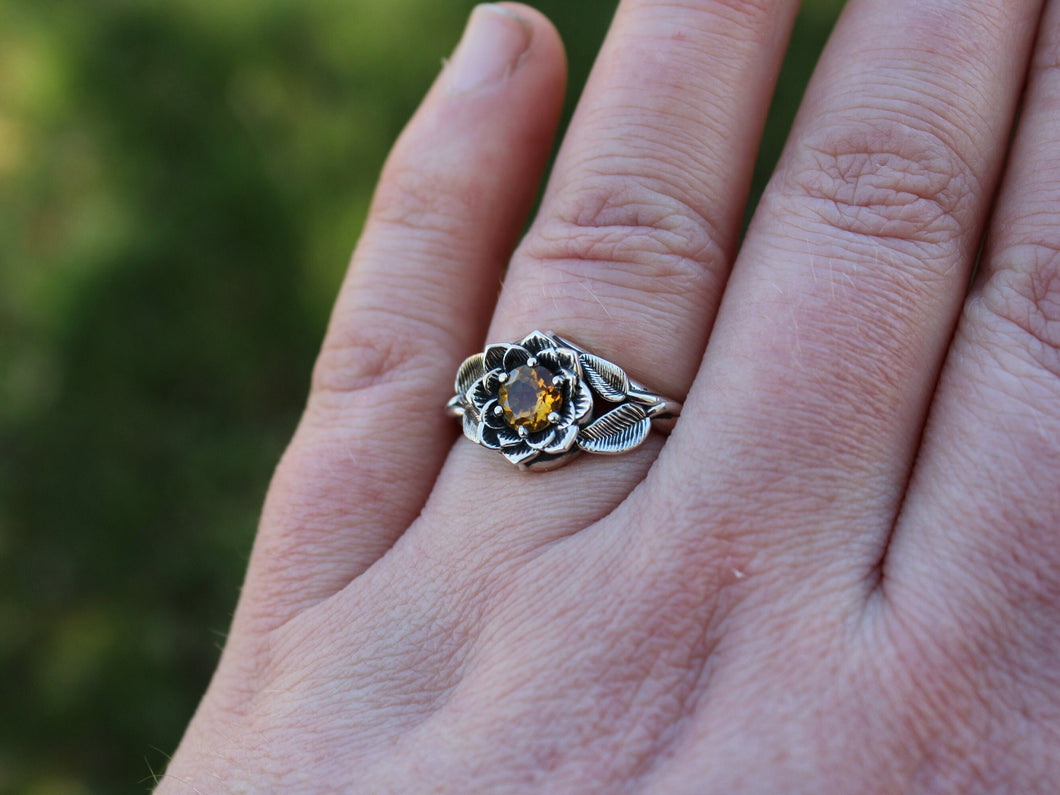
[577,404,650,454]
[455,353,485,395]
[580,353,630,402]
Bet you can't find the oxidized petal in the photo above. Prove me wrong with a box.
[554,347,580,375]
[526,428,556,450]
[494,425,523,448]
[503,443,537,465]
[572,380,593,423]
[534,348,560,372]
[503,345,531,371]
[482,399,508,430]
[479,424,502,450]
[520,330,554,355]
[468,371,503,412]
[484,344,509,372]
[536,347,579,377]
[544,423,579,455]
[560,377,592,426]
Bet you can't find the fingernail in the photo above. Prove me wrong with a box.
[447,4,532,94]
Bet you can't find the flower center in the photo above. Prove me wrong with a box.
[498,365,562,433]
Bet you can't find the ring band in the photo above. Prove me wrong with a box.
[446,330,681,471]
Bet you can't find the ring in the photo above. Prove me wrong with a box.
[446,330,681,471]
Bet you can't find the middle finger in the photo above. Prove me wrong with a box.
[658,0,1042,596]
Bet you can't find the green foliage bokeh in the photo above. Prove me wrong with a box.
[0,1,843,791]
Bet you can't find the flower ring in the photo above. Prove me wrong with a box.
[446,331,681,471]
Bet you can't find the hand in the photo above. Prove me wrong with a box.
[160,1,1060,791]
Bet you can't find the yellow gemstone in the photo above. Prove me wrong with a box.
[498,365,563,433]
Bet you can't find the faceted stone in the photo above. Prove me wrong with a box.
[498,365,563,433]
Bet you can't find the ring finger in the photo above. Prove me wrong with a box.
[429,0,801,534]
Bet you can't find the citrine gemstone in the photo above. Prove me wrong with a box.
[498,366,563,433]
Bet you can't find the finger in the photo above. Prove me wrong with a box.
[426,0,801,529]
[502,0,800,400]
[649,0,1043,592]
[882,0,1060,692]
[240,4,566,627]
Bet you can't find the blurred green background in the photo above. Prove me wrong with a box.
[0,0,843,791]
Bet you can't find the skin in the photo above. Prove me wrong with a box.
[160,1,1060,792]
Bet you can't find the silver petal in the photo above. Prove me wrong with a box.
[503,443,537,465]
[479,424,502,450]
[455,352,485,395]
[577,404,651,454]
[468,371,502,412]
[503,345,531,371]
[554,347,580,376]
[482,399,508,430]
[484,344,509,372]
[534,349,580,378]
[533,348,562,372]
[560,378,592,426]
[494,426,523,448]
[462,411,479,443]
[544,424,579,455]
[572,380,594,423]
[520,330,555,355]
[526,428,556,450]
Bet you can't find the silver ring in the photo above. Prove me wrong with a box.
[446,330,681,471]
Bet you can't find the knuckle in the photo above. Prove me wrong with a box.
[311,314,441,399]
[780,119,975,252]
[979,242,1060,381]
[370,160,476,234]
[518,177,725,299]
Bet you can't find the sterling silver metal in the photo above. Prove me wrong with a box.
[446,330,681,471]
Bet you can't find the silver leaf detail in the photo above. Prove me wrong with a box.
[580,353,630,402]
[577,404,650,454]
[462,411,479,443]
[455,353,485,395]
